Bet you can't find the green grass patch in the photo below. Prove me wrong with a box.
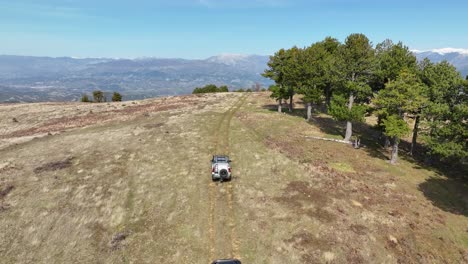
[324,134,343,140]
[329,162,355,173]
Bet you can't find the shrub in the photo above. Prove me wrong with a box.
[81,94,91,102]
[192,84,229,94]
[112,92,122,102]
[92,90,105,103]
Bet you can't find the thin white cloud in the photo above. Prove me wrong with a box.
[431,48,468,55]
[413,48,468,55]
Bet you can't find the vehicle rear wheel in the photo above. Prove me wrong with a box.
[219,169,228,178]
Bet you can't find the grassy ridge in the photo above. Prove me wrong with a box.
[0,92,466,263]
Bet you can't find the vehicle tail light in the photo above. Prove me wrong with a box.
[228,168,231,173]
[212,167,215,173]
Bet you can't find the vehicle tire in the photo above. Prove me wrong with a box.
[219,169,228,178]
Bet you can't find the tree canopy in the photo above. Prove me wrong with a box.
[192,84,229,94]
[264,33,466,166]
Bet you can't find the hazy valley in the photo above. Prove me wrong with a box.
[1,49,468,103]
[0,54,272,102]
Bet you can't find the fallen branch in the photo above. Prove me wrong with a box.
[305,136,365,148]
[305,136,352,144]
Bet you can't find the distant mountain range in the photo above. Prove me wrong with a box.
[1,49,467,102]
[413,48,468,78]
[0,54,272,102]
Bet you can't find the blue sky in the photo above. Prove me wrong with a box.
[1,0,467,59]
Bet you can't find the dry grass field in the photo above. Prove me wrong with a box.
[0,92,467,263]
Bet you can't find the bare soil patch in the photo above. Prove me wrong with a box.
[1,99,196,139]
[274,181,335,222]
[0,184,14,212]
[0,184,14,199]
[33,157,74,174]
[110,232,129,251]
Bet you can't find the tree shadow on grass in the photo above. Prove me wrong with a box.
[418,176,468,216]
[262,102,467,178]
[398,140,468,180]
[262,104,307,118]
[262,102,390,161]
[262,101,468,217]
[308,114,344,137]
[307,112,390,161]
[263,103,342,134]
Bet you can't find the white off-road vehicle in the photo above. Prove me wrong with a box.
[211,155,232,182]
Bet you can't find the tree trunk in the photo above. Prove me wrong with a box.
[410,115,420,155]
[325,85,332,111]
[278,100,282,113]
[344,121,353,141]
[289,95,293,112]
[344,92,354,141]
[390,136,399,164]
[306,102,312,121]
[384,136,390,148]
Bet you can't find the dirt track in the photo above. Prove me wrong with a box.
[208,94,247,260]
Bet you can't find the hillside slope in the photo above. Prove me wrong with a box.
[0,93,467,263]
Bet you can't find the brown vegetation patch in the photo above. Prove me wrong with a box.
[350,224,368,236]
[274,181,336,222]
[286,231,331,251]
[144,123,164,129]
[286,231,333,263]
[33,157,74,174]
[1,97,198,139]
[110,232,128,251]
[0,184,14,199]
[0,163,18,173]
[0,184,14,212]
[345,247,365,263]
[265,136,306,159]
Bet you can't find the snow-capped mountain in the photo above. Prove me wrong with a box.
[206,54,270,74]
[413,48,468,77]
[206,53,251,65]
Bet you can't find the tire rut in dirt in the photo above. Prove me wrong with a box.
[208,95,247,261]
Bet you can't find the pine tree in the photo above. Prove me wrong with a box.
[263,49,290,113]
[374,40,419,152]
[420,60,467,161]
[282,47,302,112]
[81,94,90,102]
[318,37,341,109]
[93,90,105,103]
[374,71,426,164]
[268,85,288,113]
[330,33,375,141]
[112,92,122,102]
[299,42,327,120]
